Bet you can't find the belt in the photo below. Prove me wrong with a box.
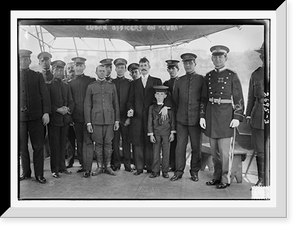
[209,97,232,105]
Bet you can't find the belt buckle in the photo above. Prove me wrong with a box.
[217,97,221,105]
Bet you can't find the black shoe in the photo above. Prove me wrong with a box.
[191,175,199,182]
[59,170,72,174]
[162,172,169,178]
[52,172,59,178]
[111,166,120,171]
[36,176,46,184]
[20,174,31,181]
[149,173,159,178]
[206,179,221,186]
[124,167,133,172]
[216,182,230,189]
[134,170,143,175]
[83,171,90,178]
[170,174,182,181]
[146,170,152,173]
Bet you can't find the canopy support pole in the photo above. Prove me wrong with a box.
[73,37,79,57]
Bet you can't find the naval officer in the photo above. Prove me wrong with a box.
[200,45,244,189]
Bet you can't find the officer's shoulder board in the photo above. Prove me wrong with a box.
[205,70,214,77]
[225,68,237,76]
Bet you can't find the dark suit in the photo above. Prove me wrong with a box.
[148,103,176,174]
[19,68,51,178]
[128,75,164,171]
[111,76,132,170]
[69,74,95,167]
[47,78,74,174]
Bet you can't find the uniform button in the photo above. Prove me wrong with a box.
[226,77,229,79]
[222,87,224,89]
[220,92,223,94]
[209,82,211,85]
[229,73,231,75]
[210,92,212,94]
[209,87,211,89]
[208,78,211,80]
[224,82,227,84]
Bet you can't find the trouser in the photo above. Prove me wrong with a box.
[85,125,114,172]
[210,137,234,184]
[169,133,177,170]
[74,122,85,166]
[174,123,201,177]
[112,123,131,170]
[251,127,264,183]
[19,119,45,177]
[48,124,69,174]
[66,124,76,166]
[152,135,170,174]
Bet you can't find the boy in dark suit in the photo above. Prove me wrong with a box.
[148,86,176,178]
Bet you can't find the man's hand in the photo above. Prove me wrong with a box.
[57,106,69,115]
[124,118,131,127]
[42,113,50,126]
[87,124,93,133]
[169,133,174,142]
[200,118,206,129]
[114,122,120,131]
[159,106,169,121]
[229,119,240,128]
[150,134,156,143]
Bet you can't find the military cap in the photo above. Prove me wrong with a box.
[165,59,180,68]
[127,63,139,72]
[255,42,264,54]
[51,60,66,68]
[19,49,32,57]
[37,51,52,60]
[153,85,169,93]
[72,57,87,64]
[113,58,127,66]
[180,53,197,61]
[100,58,113,66]
[210,45,230,56]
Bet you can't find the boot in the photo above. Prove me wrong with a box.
[255,153,265,186]
[104,149,116,176]
[92,146,104,176]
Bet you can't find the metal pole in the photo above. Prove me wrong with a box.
[72,37,79,57]
[35,26,43,53]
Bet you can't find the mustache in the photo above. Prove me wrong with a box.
[141,69,147,71]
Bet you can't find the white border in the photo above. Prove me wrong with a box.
[6,5,286,217]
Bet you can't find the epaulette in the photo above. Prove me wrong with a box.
[205,70,214,77]
[226,68,237,75]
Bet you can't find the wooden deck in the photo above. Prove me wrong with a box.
[19,153,258,200]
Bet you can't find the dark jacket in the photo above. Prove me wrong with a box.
[202,68,244,138]
[148,103,176,136]
[111,76,132,124]
[69,74,95,123]
[172,71,206,126]
[246,66,264,130]
[84,79,120,125]
[19,68,51,121]
[47,78,74,126]
[128,75,172,145]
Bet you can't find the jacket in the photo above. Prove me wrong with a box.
[172,71,206,126]
[47,78,74,126]
[246,66,264,130]
[19,68,51,121]
[84,79,120,125]
[69,74,95,123]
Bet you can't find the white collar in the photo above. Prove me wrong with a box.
[141,74,149,79]
[215,66,226,72]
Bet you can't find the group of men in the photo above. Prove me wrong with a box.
[19,42,266,189]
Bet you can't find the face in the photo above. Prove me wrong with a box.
[19,56,31,70]
[139,62,150,76]
[183,60,196,73]
[74,63,85,75]
[155,92,167,104]
[129,69,140,80]
[95,65,107,80]
[115,64,126,77]
[105,65,112,76]
[167,66,178,78]
[39,58,51,70]
[211,54,227,68]
[52,67,64,79]
[65,63,75,78]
